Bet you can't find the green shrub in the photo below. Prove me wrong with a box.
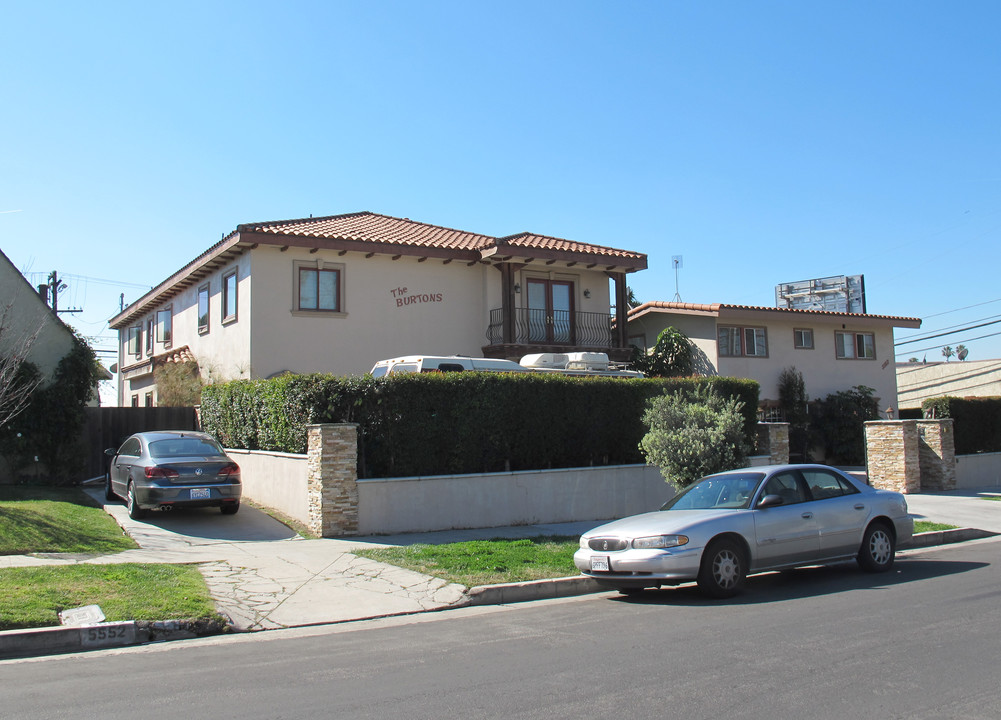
[640,384,750,487]
[810,385,879,465]
[199,373,760,479]
[922,396,1001,454]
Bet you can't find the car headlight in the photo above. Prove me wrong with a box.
[631,535,689,549]
[579,536,590,550]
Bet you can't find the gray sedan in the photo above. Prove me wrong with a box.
[574,464,913,598]
[105,431,242,519]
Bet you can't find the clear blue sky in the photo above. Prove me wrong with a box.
[3,1,1001,374]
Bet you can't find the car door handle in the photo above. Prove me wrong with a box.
[854,504,866,510]
[801,512,814,519]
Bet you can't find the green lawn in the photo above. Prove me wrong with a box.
[354,536,579,587]
[0,485,138,555]
[0,485,222,631]
[0,564,220,630]
[356,521,960,587]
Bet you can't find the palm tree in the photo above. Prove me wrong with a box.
[942,346,955,362]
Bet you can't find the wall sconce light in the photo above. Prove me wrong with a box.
[514,283,521,294]
[583,288,591,299]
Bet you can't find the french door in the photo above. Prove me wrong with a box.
[527,279,574,344]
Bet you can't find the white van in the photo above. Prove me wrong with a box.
[369,355,529,377]
[369,352,642,378]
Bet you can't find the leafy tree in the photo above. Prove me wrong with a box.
[631,326,693,378]
[639,385,749,488]
[777,366,810,461]
[809,385,879,465]
[942,346,954,362]
[154,361,202,406]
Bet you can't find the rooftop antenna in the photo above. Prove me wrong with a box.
[671,255,683,302]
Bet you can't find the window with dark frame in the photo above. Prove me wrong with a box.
[223,270,238,322]
[197,283,210,333]
[144,392,154,407]
[127,325,141,357]
[298,266,341,311]
[156,307,172,346]
[145,318,154,355]
[835,331,875,360]
[794,328,814,349]
[718,326,768,357]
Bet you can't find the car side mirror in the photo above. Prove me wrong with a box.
[104,448,118,457]
[757,494,784,509]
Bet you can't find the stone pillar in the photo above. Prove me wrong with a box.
[916,419,956,491]
[757,422,790,465]
[306,423,359,537]
[865,421,920,493]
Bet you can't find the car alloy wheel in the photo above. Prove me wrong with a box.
[127,482,146,520]
[858,522,895,572]
[697,539,746,598]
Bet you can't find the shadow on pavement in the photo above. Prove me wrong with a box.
[607,557,990,607]
[114,501,298,542]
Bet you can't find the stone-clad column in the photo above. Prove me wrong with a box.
[916,419,956,491]
[762,423,790,465]
[306,423,359,537]
[865,421,920,493]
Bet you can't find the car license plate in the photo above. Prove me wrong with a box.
[190,488,211,500]
[591,556,610,572]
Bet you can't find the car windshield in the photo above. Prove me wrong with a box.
[661,472,765,511]
[149,437,225,459]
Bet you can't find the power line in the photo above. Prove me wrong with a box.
[894,329,1001,358]
[894,317,1001,346]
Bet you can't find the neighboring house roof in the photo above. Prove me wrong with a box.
[110,211,648,328]
[627,301,921,328]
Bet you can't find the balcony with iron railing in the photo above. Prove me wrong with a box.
[483,307,631,361]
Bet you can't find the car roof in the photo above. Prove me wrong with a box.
[129,431,215,442]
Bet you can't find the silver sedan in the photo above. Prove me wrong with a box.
[574,464,913,598]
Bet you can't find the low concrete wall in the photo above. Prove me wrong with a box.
[226,448,309,523]
[955,452,1001,489]
[356,464,674,535]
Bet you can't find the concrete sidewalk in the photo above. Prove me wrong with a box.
[2,486,999,659]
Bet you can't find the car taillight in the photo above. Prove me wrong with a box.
[145,466,179,479]
[218,463,240,478]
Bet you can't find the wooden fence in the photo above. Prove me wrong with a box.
[77,406,199,482]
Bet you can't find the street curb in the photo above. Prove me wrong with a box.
[904,527,998,549]
[0,621,143,660]
[466,575,605,605]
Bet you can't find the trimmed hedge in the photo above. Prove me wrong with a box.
[922,396,1001,455]
[200,373,760,479]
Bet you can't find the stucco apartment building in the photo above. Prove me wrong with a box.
[627,301,922,413]
[108,212,647,406]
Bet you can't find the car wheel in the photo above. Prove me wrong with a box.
[858,521,895,572]
[697,539,746,598]
[104,473,117,502]
[220,502,240,515]
[126,482,146,520]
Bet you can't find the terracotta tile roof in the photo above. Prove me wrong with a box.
[628,300,921,326]
[239,212,647,263]
[239,212,494,253]
[497,231,645,263]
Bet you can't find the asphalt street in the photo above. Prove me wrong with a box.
[2,537,999,720]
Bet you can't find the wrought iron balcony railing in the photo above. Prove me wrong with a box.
[486,308,615,348]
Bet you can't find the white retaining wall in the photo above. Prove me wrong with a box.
[955,452,1001,489]
[226,448,310,523]
[356,464,674,535]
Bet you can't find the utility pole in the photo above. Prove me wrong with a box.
[44,271,81,315]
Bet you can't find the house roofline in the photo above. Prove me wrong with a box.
[627,300,922,328]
